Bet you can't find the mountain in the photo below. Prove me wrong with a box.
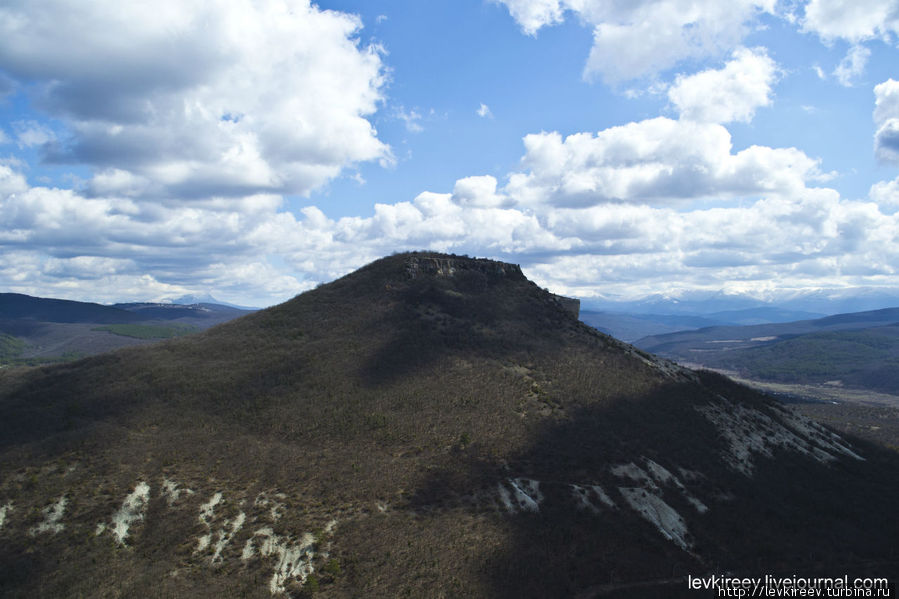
[0,294,251,365]
[578,311,723,342]
[636,308,899,395]
[1,252,897,598]
[579,308,824,343]
[581,288,899,319]
[170,293,261,311]
[113,301,250,323]
[703,307,826,326]
[0,293,140,324]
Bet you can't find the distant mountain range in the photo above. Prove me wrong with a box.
[634,307,899,395]
[580,307,825,342]
[168,293,260,311]
[581,287,899,318]
[0,293,253,365]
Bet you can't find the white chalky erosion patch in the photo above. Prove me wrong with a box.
[644,459,674,484]
[644,459,708,514]
[30,495,67,535]
[242,527,317,595]
[609,458,709,548]
[497,478,543,513]
[196,492,223,553]
[0,502,13,529]
[677,467,704,482]
[161,478,194,506]
[698,396,864,476]
[108,481,151,545]
[193,491,246,562]
[610,463,658,490]
[254,492,287,521]
[618,487,691,550]
[570,484,616,512]
[776,405,864,461]
[210,511,246,563]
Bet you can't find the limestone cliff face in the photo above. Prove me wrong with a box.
[403,253,579,318]
[404,254,525,281]
[551,294,580,319]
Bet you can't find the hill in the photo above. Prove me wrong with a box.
[0,294,251,365]
[580,308,825,343]
[581,288,899,319]
[635,308,899,394]
[0,252,897,598]
[0,293,140,324]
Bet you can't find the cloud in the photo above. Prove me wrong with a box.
[452,175,509,207]
[1,135,897,307]
[396,106,424,133]
[0,165,306,304]
[524,189,898,299]
[870,177,899,208]
[802,0,899,43]
[298,185,898,302]
[503,118,824,208]
[2,1,896,307]
[0,0,390,199]
[87,169,151,198]
[0,73,13,97]
[477,103,493,118]
[496,0,776,82]
[496,0,565,35]
[12,120,56,148]
[668,47,778,123]
[874,78,899,163]
[833,45,871,86]
[876,120,899,161]
[0,164,28,195]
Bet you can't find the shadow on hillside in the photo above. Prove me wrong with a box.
[359,275,573,386]
[0,351,137,452]
[409,375,899,598]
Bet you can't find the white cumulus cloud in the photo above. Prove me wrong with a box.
[0,0,390,199]
[668,47,778,123]
[870,177,899,208]
[452,175,509,207]
[12,121,56,148]
[497,0,565,35]
[503,118,823,208]
[396,106,424,133]
[802,0,899,43]
[874,79,899,163]
[496,0,776,82]
[833,45,871,87]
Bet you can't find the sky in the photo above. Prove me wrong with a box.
[1,0,898,308]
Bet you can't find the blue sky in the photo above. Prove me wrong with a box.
[1,0,898,307]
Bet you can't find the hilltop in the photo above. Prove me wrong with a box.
[0,252,897,598]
